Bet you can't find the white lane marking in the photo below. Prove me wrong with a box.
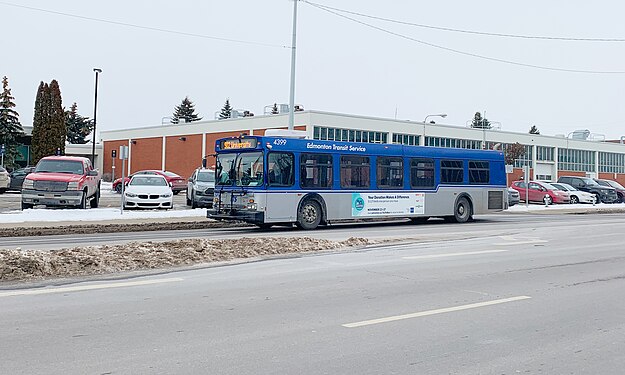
[0,277,183,298]
[402,250,507,260]
[493,240,548,246]
[342,295,532,328]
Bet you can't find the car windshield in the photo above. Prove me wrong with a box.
[580,177,599,186]
[130,176,167,186]
[35,160,84,174]
[216,152,264,187]
[606,180,625,189]
[197,170,215,183]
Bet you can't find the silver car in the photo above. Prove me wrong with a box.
[187,168,215,208]
[0,166,10,193]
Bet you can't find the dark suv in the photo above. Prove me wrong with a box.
[594,178,625,203]
[557,176,618,203]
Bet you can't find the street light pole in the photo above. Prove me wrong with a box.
[423,114,447,145]
[91,68,102,166]
[287,0,298,131]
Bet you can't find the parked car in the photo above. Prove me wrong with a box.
[593,178,625,203]
[510,180,570,205]
[187,168,215,208]
[122,174,173,209]
[0,166,9,193]
[8,166,35,191]
[21,156,101,210]
[550,182,596,204]
[113,170,186,195]
[557,176,618,204]
[507,187,520,207]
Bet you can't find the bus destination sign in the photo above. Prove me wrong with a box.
[220,138,258,150]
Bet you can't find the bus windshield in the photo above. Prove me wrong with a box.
[216,152,264,187]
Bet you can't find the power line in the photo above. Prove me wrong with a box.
[305,1,625,42]
[303,1,625,74]
[0,1,289,49]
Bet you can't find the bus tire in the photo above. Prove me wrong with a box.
[296,200,322,230]
[448,196,472,223]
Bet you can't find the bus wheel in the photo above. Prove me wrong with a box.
[449,197,472,223]
[297,200,322,230]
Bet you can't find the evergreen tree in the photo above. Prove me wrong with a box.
[0,76,24,169]
[65,102,94,144]
[529,125,540,135]
[49,80,65,155]
[172,96,202,124]
[31,80,65,164]
[470,112,491,129]
[271,103,279,115]
[219,98,232,120]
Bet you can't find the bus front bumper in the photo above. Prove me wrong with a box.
[207,209,264,224]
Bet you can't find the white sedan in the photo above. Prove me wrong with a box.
[123,174,173,209]
[551,182,596,204]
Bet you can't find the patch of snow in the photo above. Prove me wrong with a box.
[506,202,625,212]
[0,207,207,224]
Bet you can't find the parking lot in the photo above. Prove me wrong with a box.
[0,185,190,214]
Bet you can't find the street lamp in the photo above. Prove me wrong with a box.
[91,68,102,166]
[423,114,447,145]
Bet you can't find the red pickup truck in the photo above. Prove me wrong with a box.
[21,156,101,210]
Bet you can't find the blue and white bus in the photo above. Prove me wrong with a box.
[208,133,507,229]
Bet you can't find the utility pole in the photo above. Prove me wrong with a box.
[287,0,298,131]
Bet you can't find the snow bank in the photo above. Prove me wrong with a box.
[0,237,373,282]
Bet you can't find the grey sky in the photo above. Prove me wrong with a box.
[3,0,625,139]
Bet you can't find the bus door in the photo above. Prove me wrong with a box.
[265,152,297,221]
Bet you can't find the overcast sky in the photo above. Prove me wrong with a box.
[3,0,625,139]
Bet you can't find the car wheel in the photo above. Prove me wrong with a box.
[0,189,5,194]
[191,196,198,209]
[186,190,192,206]
[570,195,579,204]
[544,196,553,205]
[90,189,100,208]
[172,190,180,195]
[296,200,322,230]
[594,193,601,204]
[78,191,87,209]
[115,184,122,194]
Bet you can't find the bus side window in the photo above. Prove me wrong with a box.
[268,152,294,187]
[440,160,464,184]
[300,153,333,189]
[410,158,435,189]
[340,155,370,189]
[377,156,403,189]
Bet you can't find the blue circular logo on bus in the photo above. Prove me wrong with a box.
[354,197,365,211]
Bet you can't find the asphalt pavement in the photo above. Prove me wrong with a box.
[2,214,625,374]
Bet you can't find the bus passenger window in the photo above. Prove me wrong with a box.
[300,153,333,188]
[268,152,294,187]
[410,158,435,189]
[441,160,464,184]
[469,161,490,184]
[377,157,403,189]
[340,155,370,189]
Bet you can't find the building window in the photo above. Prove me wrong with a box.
[468,161,490,184]
[558,148,595,172]
[313,126,389,145]
[599,152,625,173]
[377,157,403,188]
[410,158,435,189]
[340,155,370,189]
[536,146,554,161]
[300,153,333,189]
[392,133,420,146]
[441,160,464,184]
[425,136,481,150]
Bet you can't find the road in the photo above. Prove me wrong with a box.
[2,214,625,374]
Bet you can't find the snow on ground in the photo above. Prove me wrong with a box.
[0,207,207,224]
[506,202,625,212]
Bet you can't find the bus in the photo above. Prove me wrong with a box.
[208,133,507,229]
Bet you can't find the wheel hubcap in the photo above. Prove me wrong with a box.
[302,205,317,223]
